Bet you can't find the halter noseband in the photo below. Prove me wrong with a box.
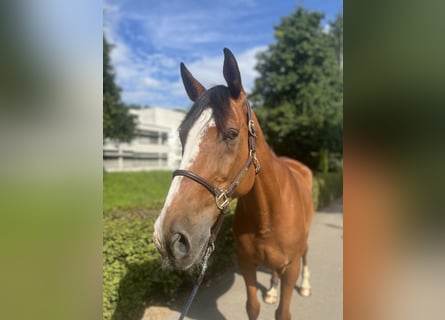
[172,101,260,213]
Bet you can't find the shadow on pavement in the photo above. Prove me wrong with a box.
[318,197,343,214]
[178,270,236,320]
[112,262,236,320]
[324,223,343,230]
[111,261,170,320]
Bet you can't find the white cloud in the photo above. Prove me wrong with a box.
[140,11,232,51]
[235,46,267,93]
[109,40,131,64]
[112,45,267,109]
[143,76,162,88]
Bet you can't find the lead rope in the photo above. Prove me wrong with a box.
[177,212,226,320]
[177,244,213,320]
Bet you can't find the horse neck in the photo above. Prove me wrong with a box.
[238,115,281,234]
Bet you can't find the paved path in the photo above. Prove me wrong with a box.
[145,199,343,320]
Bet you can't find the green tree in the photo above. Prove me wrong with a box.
[103,35,136,142]
[251,7,343,172]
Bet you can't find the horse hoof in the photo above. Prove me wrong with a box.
[299,287,311,297]
[264,293,278,304]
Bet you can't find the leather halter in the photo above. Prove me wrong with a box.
[172,101,261,212]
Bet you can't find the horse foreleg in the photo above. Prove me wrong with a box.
[238,257,260,320]
[275,260,300,320]
[300,244,312,297]
[264,270,279,304]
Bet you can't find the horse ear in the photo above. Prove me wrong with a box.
[223,48,243,99]
[180,63,206,102]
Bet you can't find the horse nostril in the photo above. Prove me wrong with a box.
[169,233,190,259]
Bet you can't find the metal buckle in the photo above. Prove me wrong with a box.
[248,120,257,137]
[215,191,230,210]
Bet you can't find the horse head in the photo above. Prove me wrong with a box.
[153,48,258,270]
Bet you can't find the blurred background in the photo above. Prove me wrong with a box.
[0,0,102,319]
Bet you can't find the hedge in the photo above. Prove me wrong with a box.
[312,171,343,210]
[103,171,342,320]
[103,210,235,320]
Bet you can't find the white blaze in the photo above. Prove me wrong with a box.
[154,109,215,239]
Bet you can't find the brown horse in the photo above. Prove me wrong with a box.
[153,48,313,320]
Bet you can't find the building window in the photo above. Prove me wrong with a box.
[136,130,168,145]
[161,132,168,145]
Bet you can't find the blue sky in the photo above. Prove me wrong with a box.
[104,0,342,110]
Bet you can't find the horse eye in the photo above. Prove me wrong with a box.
[223,128,239,141]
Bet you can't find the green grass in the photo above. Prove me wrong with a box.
[103,170,172,213]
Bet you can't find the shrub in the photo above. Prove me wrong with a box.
[312,171,343,210]
[103,214,191,320]
[103,210,235,320]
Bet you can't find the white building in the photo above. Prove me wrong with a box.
[103,107,185,172]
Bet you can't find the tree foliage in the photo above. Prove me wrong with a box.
[103,35,136,142]
[330,12,343,69]
[251,7,343,171]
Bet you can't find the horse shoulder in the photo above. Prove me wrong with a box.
[276,157,314,232]
[279,157,313,190]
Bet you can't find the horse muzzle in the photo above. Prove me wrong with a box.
[153,223,209,271]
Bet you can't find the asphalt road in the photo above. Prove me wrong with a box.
[144,198,343,320]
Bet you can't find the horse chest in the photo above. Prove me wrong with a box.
[235,231,296,271]
[254,241,289,269]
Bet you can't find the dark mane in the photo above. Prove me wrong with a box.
[179,85,232,145]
